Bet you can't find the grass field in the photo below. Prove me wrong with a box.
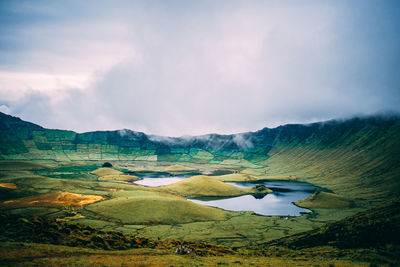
[0,241,378,267]
[0,161,348,246]
[0,154,397,266]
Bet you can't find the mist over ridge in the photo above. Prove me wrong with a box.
[1,111,398,159]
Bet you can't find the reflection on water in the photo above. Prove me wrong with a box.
[128,171,327,216]
[125,171,201,178]
[134,177,186,187]
[129,172,196,187]
[126,171,198,187]
[189,180,328,216]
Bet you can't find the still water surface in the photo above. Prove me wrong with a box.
[129,172,195,187]
[128,172,326,216]
[189,180,328,216]
[134,177,186,186]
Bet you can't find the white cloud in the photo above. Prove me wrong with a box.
[0,104,10,114]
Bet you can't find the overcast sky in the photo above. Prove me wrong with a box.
[0,0,399,136]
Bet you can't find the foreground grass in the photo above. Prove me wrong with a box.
[0,242,373,267]
[1,202,398,266]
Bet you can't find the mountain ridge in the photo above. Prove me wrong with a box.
[0,111,399,161]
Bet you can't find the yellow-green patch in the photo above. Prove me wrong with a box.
[295,190,355,209]
[85,190,229,224]
[98,175,140,183]
[91,167,123,177]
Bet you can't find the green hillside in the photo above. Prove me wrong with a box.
[265,198,400,249]
[257,117,400,201]
[1,112,399,265]
[1,112,398,201]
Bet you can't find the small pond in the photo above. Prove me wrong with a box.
[125,171,199,187]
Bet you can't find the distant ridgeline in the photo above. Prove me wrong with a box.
[0,112,399,165]
[0,112,275,162]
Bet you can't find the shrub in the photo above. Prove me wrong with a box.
[102,162,113,168]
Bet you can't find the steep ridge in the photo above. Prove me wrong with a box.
[264,198,400,249]
[259,116,400,200]
[0,112,280,162]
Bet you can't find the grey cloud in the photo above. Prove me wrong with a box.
[1,1,399,136]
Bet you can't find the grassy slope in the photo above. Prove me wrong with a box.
[97,175,140,183]
[256,118,400,203]
[265,198,400,250]
[163,164,198,172]
[91,167,140,183]
[85,190,229,224]
[210,173,263,182]
[295,190,355,209]
[91,167,123,176]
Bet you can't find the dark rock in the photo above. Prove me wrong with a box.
[175,245,196,255]
[252,184,267,192]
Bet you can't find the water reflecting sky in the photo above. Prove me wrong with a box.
[132,175,321,216]
[189,180,322,216]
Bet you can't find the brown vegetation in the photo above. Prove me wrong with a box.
[0,191,104,208]
[0,183,17,189]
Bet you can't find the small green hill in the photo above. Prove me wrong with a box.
[295,190,355,209]
[91,167,139,183]
[85,190,229,224]
[162,175,271,197]
[91,168,123,176]
[211,173,263,182]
